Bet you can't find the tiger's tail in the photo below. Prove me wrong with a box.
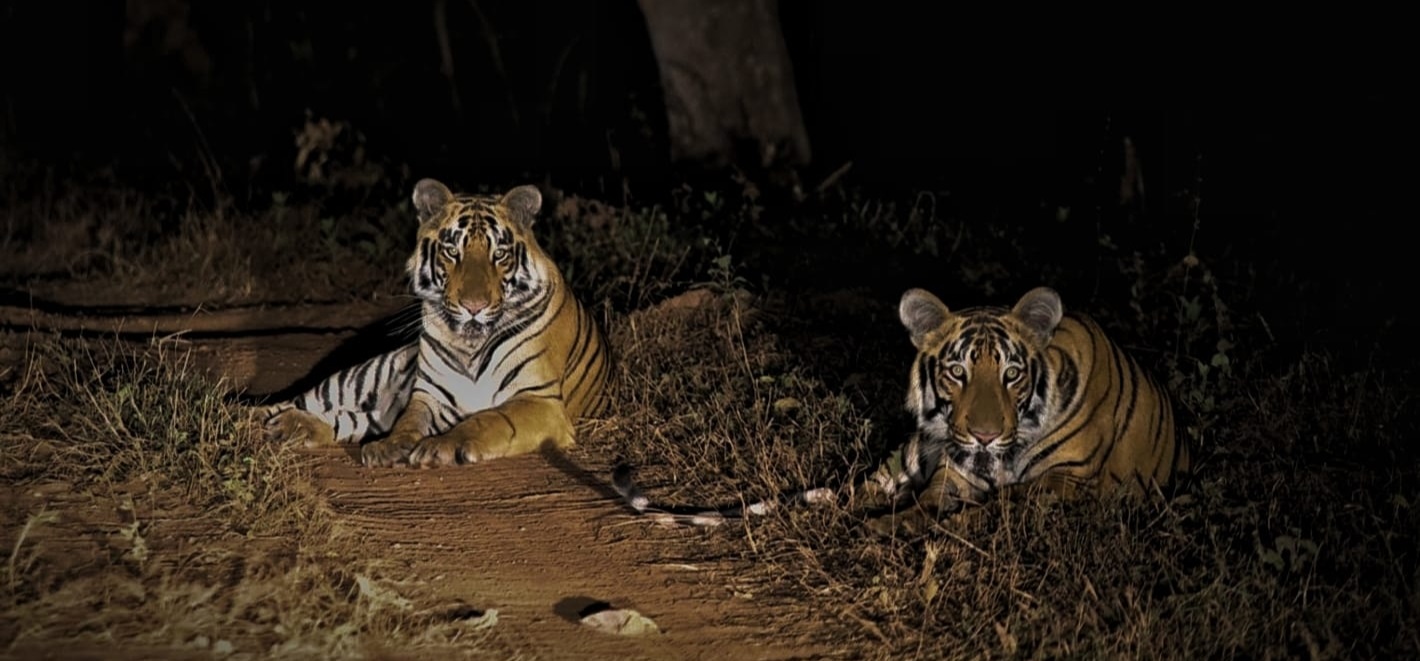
[610,464,836,528]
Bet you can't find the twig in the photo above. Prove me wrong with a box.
[815,161,853,195]
[8,506,60,590]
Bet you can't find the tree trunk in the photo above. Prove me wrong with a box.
[635,0,811,169]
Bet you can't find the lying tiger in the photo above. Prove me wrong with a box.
[614,286,1190,534]
[260,179,611,468]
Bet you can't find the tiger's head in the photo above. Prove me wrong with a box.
[899,286,1063,486]
[406,179,554,337]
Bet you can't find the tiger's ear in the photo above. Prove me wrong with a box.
[1011,287,1064,343]
[412,178,453,222]
[499,184,543,229]
[899,288,952,351]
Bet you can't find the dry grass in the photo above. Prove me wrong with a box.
[0,336,507,658]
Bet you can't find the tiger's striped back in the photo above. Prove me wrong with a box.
[1013,313,1188,496]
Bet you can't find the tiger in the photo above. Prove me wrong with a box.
[862,285,1190,534]
[610,286,1189,534]
[259,178,612,468]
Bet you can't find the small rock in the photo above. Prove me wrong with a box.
[580,608,661,636]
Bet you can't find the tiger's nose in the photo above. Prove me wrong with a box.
[461,298,490,316]
[968,427,1001,444]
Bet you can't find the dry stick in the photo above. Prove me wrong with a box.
[836,604,891,644]
[928,520,993,560]
[7,507,58,590]
[814,161,854,196]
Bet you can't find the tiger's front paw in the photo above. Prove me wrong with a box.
[360,436,416,467]
[263,408,335,448]
[854,478,902,511]
[408,434,499,468]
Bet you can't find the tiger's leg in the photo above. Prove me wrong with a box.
[407,396,575,468]
[359,393,439,467]
[864,464,975,536]
[263,344,417,448]
[262,407,336,448]
[856,445,914,510]
[855,433,935,510]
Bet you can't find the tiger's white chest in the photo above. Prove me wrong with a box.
[416,353,497,413]
[415,335,514,413]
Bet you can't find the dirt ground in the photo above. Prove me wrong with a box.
[287,447,838,660]
[0,290,853,660]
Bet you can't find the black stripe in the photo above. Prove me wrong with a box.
[436,406,460,430]
[570,332,607,398]
[490,288,563,374]
[1107,343,1139,464]
[563,305,599,397]
[573,335,612,414]
[917,356,944,418]
[425,336,465,372]
[1040,457,1089,471]
[416,367,459,406]
[1069,331,1128,479]
[476,286,555,379]
[335,364,354,404]
[1018,373,1108,477]
[493,409,516,436]
[497,349,547,395]
[352,357,377,410]
[564,301,591,373]
[319,374,337,409]
[509,379,560,399]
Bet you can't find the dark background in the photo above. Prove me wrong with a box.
[1,1,1411,360]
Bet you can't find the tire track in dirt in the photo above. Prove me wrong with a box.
[306,447,838,660]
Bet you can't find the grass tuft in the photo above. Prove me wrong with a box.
[0,335,506,656]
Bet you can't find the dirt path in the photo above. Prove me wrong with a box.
[2,298,849,660]
[306,447,837,660]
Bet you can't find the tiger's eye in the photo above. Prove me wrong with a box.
[1004,366,1021,381]
[493,248,508,261]
[948,364,966,379]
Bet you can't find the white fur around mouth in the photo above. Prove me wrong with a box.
[439,304,501,326]
[472,308,502,325]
